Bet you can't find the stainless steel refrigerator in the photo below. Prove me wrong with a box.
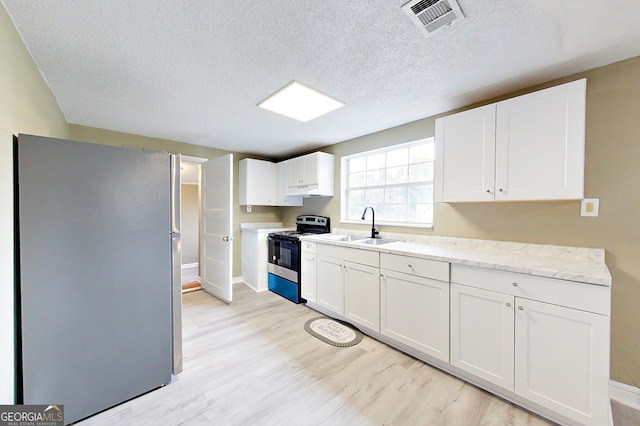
[15,134,182,424]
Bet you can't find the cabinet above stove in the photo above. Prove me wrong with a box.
[239,152,334,206]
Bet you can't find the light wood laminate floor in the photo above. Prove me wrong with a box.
[79,284,554,426]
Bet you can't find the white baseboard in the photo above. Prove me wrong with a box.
[181,263,199,285]
[233,276,244,285]
[610,380,640,410]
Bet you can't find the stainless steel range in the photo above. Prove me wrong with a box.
[267,215,330,303]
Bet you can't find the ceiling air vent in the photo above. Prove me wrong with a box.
[402,0,464,36]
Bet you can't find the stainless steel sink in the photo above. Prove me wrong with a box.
[335,235,367,242]
[317,234,366,242]
[353,238,398,246]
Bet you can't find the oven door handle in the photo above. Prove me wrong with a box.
[222,236,236,242]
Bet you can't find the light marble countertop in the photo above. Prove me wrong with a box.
[239,222,294,233]
[301,229,612,286]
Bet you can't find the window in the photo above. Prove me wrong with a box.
[341,138,434,227]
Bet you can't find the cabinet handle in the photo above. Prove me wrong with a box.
[505,302,512,308]
[499,188,504,192]
[517,305,524,310]
[380,273,385,278]
[486,189,491,193]
[408,264,413,268]
[512,282,518,287]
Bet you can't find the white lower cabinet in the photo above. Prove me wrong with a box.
[344,261,380,331]
[450,284,515,389]
[450,264,610,426]
[514,298,609,426]
[316,255,345,314]
[316,244,380,330]
[301,241,316,303]
[307,243,610,426]
[380,259,450,362]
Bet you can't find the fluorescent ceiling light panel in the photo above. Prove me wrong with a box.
[258,81,344,122]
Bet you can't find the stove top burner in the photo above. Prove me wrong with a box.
[268,215,330,241]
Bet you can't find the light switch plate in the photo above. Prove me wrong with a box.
[581,199,599,217]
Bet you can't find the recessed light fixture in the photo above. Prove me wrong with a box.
[258,81,344,122]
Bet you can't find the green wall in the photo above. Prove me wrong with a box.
[0,4,67,137]
[1,2,70,404]
[283,56,640,387]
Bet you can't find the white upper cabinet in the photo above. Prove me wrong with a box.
[435,104,496,202]
[495,79,586,201]
[285,152,334,196]
[239,158,277,206]
[277,161,304,206]
[287,155,316,187]
[435,79,586,202]
[240,152,333,205]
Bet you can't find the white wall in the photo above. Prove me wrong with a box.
[0,128,14,403]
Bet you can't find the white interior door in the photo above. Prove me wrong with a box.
[200,154,234,303]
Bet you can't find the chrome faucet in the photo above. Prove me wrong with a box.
[361,206,379,239]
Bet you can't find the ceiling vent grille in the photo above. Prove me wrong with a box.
[402,0,464,36]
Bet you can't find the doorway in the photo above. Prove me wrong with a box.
[180,158,204,292]
[179,154,234,303]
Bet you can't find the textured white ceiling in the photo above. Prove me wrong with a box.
[3,0,640,158]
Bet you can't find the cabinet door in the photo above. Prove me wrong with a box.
[277,161,303,206]
[450,284,514,390]
[301,251,317,303]
[344,261,380,331]
[514,298,609,426]
[495,79,585,201]
[316,255,344,314]
[239,159,277,205]
[435,104,496,202]
[301,153,318,186]
[381,270,449,361]
[288,153,319,188]
[287,156,304,187]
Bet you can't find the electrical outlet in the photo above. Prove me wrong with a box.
[581,199,599,217]
[246,205,252,213]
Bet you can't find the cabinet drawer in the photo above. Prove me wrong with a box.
[380,253,449,282]
[317,244,379,267]
[301,241,316,253]
[451,264,609,315]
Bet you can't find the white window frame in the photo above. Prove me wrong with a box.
[340,138,435,228]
